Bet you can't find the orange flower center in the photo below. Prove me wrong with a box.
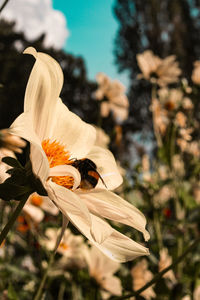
[42,139,74,189]
[59,242,69,251]
[31,194,43,206]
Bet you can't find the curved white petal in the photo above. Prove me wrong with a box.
[49,165,81,190]
[77,189,150,241]
[86,146,123,190]
[66,212,149,262]
[90,215,113,244]
[23,202,44,223]
[46,180,91,227]
[23,47,64,140]
[10,112,49,182]
[87,245,120,276]
[49,99,96,158]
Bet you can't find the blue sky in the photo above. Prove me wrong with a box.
[52,0,129,86]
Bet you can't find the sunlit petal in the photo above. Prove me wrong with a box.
[66,212,149,262]
[23,47,64,140]
[49,165,81,190]
[77,189,150,241]
[49,99,96,158]
[46,180,91,226]
[87,146,123,190]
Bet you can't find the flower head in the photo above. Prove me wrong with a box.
[10,47,149,262]
[131,259,155,300]
[137,50,181,87]
[94,72,129,123]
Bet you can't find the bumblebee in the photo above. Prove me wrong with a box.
[71,158,106,190]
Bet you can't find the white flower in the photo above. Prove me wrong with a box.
[131,259,155,300]
[10,47,149,262]
[84,245,122,299]
[23,193,59,223]
[40,228,86,268]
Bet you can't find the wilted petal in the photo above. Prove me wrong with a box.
[77,189,150,241]
[87,146,123,190]
[66,212,149,262]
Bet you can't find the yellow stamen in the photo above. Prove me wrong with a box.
[42,139,74,189]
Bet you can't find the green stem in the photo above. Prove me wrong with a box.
[112,236,200,300]
[0,0,9,13]
[0,198,28,245]
[151,84,163,148]
[33,251,55,300]
[153,210,163,251]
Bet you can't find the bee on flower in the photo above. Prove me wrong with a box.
[9,47,150,262]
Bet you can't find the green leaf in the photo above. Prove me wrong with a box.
[2,157,23,169]
[0,181,32,201]
[8,283,19,300]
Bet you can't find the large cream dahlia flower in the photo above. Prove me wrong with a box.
[10,47,149,262]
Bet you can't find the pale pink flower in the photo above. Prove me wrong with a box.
[158,88,182,111]
[84,245,122,299]
[186,141,200,158]
[154,185,174,207]
[159,248,176,282]
[137,50,161,81]
[193,285,200,300]
[192,61,200,85]
[23,193,59,223]
[40,228,86,268]
[141,154,151,182]
[193,185,200,204]
[137,51,181,87]
[182,97,193,110]
[156,55,181,87]
[131,259,156,300]
[158,165,169,181]
[175,112,187,128]
[179,128,193,141]
[95,73,129,122]
[151,98,169,135]
[10,47,149,262]
[172,155,185,176]
[177,138,188,152]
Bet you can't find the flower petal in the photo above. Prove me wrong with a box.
[49,165,81,190]
[23,47,64,140]
[23,202,44,223]
[86,146,123,190]
[66,212,149,262]
[102,276,122,296]
[77,189,150,241]
[49,99,96,158]
[46,180,91,227]
[10,112,49,182]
